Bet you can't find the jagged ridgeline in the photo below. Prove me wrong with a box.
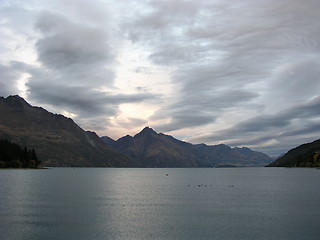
[0,139,41,168]
[1,95,273,167]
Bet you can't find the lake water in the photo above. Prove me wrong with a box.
[0,168,319,240]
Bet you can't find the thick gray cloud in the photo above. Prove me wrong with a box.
[192,97,320,155]
[152,88,259,132]
[33,12,115,85]
[1,0,320,155]
[122,0,320,155]
[27,79,157,117]
[265,58,320,107]
[0,6,160,133]
[24,11,159,129]
[35,12,114,72]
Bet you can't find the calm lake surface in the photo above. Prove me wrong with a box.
[0,168,319,240]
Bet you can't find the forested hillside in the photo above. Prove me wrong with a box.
[267,139,320,167]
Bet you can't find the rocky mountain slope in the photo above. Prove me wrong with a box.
[103,127,273,167]
[0,95,135,167]
[267,139,320,167]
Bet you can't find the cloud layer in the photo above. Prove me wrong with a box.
[1,0,320,156]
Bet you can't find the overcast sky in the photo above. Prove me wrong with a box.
[1,0,320,156]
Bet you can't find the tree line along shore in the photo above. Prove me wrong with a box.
[0,139,41,168]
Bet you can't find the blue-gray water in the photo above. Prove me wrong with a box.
[0,168,319,240]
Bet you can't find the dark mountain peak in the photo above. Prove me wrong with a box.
[2,95,31,108]
[6,95,27,103]
[117,135,134,143]
[215,144,231,149]
[101,136,115,145]
[134,127,157,138]
[234,146,252,152]
[197,143,207,147]
[194,143,210,151]
[6,95,24,100]
[122,134,133,139]
[142,126,157,133]
[108,127,273,167]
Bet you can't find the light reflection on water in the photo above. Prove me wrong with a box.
[0,168,319,240]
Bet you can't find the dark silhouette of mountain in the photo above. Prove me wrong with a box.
[106,127,273,167]
[0,95,135,167]
[101,136,116,145]
[194,144,272,167]
[0,95,273,168]
[110,127,198,167]
[267,139,320,167]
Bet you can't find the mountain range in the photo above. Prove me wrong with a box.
[102,127,273,167]
[0,95,274,167]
